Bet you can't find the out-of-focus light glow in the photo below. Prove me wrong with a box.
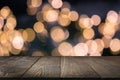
[50,26,65,42]
[106,10,119,24]
[79,17,93,29]
[33,21,45,33]
[36,11,44,22]
[43,9,59,22]
[0,6,11,19]
[68,11,79,21]
[23,28,36,42]
[91,15,101,26]
[58,14,71,27]
[0,17,4,29]
[89,51,101,56]
[83,28,95,40]
[58,42,73,56]
[6,16,17,30]
[62,1,71,9]
[12,36,24,50]
[102,37,111,48]
[29,0,42,8]
[86,40,98,54]
[95,39,105,53]
[48,0,63,9]
[27,7,38,15]
[73,43,88,56]
[110,38,120,53]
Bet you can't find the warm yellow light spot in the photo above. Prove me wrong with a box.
[27,7,38,15]
[50,26,65,42]
[62,1,71,9]
[61,8,70,18]
[58,42,73,56]
[6,16,17,30]
[91,15,101,26]
[83,28,95,40]
[23,28,36,42]
[102,37,111,48]
[79,17,93,29]
[0,32,8,45]
[0,17,4,29]
[58,15,71,27]
[27,0,42,7]
[10,47,21,55]
[32,51,45,56]
[36,11,44,22]
[42,4,53,11]
[86,40,98,54]
[89,51,101,56]
[73,43,88,56]
[33,21,45,33]
[43,10,59,22]
[0,45,4,56]
[95,39,105,52]
[68,11,79,21]
[48,0,63,9]
[106,10,118,24]
[103,23,116,39]
[0,6,11,19]
[110,38,120,53]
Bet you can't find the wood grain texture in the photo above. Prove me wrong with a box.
[0,57,119,78]
[23,57,61,78]
[0,57,39,77]
[61,57,100,78]
[87,57,120,78]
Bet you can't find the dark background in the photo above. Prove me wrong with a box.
[0,0,120,56]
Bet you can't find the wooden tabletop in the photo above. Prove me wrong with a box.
[0,57,119,78]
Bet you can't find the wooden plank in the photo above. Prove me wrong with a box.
[0,57,39,77]
[87,57,120,78]
[61,57,100,78]
[23,57,61,78]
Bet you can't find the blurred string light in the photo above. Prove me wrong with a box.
[0,0,120,56]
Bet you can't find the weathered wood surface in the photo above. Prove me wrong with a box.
[0,57,119,78]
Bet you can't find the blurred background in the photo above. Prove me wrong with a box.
[0,0,120,56]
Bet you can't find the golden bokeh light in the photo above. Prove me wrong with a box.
[50,26,65,42]
[106,10,119,24]
[102,37,111,48]
[83,28,95,40]
[91,15,101,26]
[68,11,79,21]
[0,17,4,29]
[0,6,11,19]
[43,9,59,22]
[12,36,24,50]
[27,0,42,8]
[22,28,36,42]
[58,42,73,56]
[79,17,93,29]
[27,7,38,15]
[86,40,98,54]
[58,14,71,27]
[89,51,101,56]
[48,0,63,9]
[73,43,88,56]
[33,21,45,33]
[36,11,44,22]
[110,38,120,53]
[95,39,105,53]
[6,16,17,30]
